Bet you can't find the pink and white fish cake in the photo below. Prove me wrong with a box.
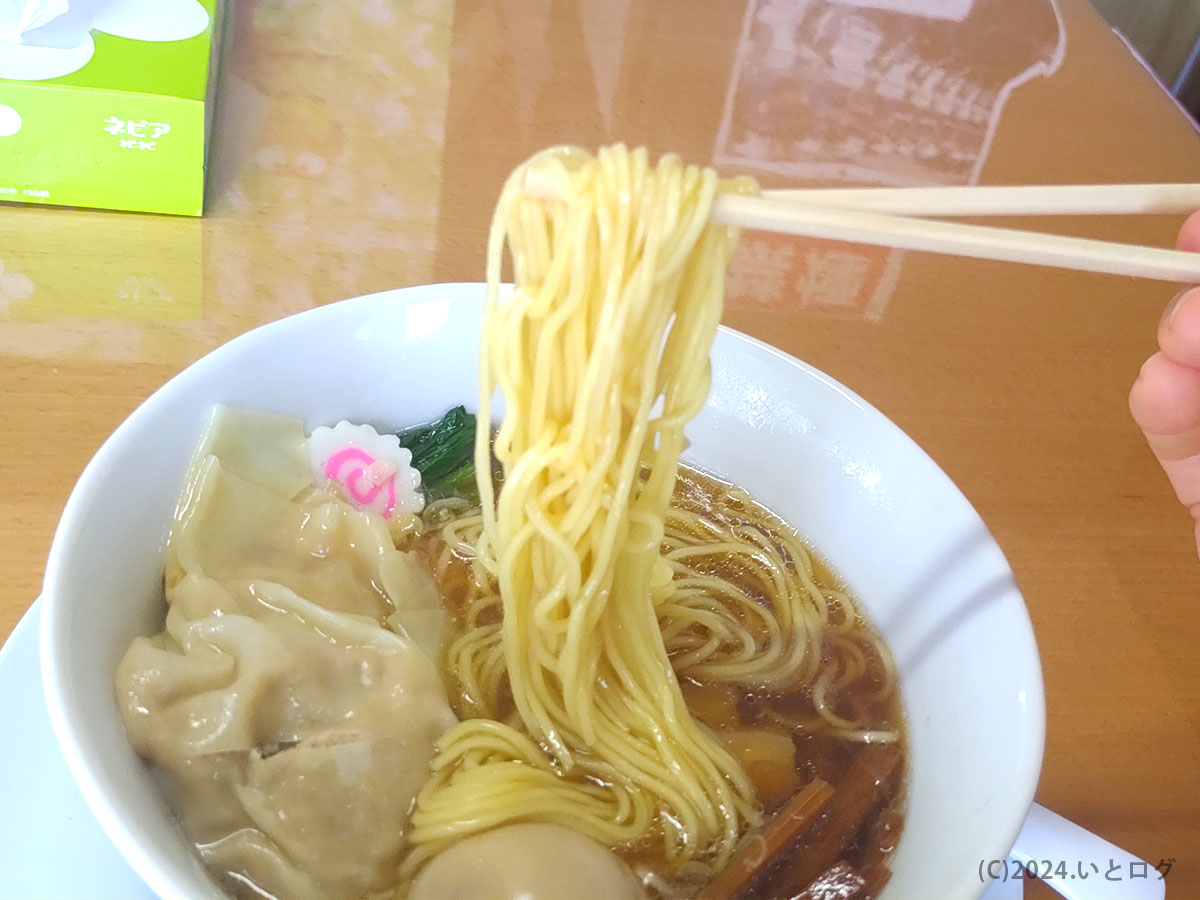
[307,421,423,518]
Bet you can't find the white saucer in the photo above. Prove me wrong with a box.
[0,598,154,900]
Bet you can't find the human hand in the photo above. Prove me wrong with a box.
[1129,210,1200,560]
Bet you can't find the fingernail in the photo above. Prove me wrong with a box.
[1161,287,1194,333]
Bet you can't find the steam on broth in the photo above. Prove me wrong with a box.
[115,144,906,900]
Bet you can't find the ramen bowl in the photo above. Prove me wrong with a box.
[40,282,1044,900]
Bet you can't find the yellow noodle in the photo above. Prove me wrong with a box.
[407,146,898,880]
[406,146,758,873]
[429,484,900,753]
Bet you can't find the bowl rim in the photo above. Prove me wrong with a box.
[39,282,1046,900]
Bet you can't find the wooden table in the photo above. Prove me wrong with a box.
[2,0,1199,897]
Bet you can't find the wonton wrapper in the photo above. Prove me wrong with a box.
[115,407,455,899]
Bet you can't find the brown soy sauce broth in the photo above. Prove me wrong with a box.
[667,466,906,899]
[413,464,907,900]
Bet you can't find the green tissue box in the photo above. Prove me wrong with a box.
[0,0,225,216]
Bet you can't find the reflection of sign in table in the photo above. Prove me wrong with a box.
[826,0,976,24]
[718,0,1065,319]
[716,0,1065,185]
[727,231,903,322]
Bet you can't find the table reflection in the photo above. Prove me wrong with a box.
[0,0,454,365]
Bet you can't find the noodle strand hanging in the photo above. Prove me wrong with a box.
[406,145,899,881]
[407,145,759,872]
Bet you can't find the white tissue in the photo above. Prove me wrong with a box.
[0,0,210,82]
[0,0,69,43]
[92,0,210,42]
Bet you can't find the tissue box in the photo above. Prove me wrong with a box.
[0,0,225,216]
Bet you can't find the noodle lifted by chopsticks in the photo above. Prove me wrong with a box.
[406,145,760,873]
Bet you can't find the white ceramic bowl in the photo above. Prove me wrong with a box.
[41,283,1044,900]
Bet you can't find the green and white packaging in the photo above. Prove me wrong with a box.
[0,0,224,216]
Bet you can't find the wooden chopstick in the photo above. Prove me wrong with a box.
[713,194,1200,283]
[762,183,1200,218]
[519,168,1200,283]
